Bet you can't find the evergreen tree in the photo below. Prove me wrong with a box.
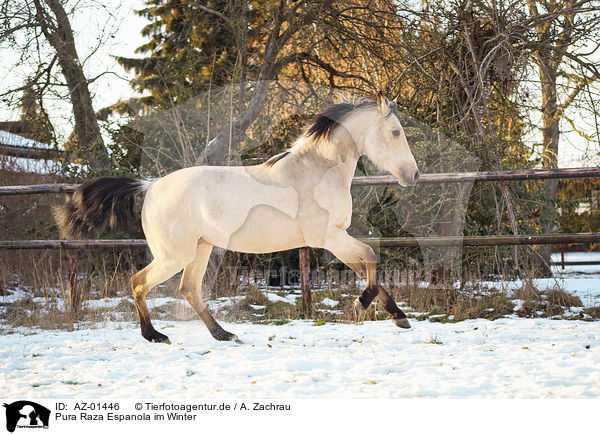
[115,0,263,108]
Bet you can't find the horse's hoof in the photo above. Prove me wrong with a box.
[153,336,172,344]
[214,330,242,343]
[143,330,171,344]
[393,317,411,329]
[353,297,364,319]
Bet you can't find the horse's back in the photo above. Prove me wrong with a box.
[141,165,302,255]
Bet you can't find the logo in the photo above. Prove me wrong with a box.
[3,402,50,433]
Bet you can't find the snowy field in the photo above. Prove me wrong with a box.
[2,317,599,399]
[1,253,599,399]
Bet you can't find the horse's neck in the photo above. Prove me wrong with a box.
[287,108,377,184]
[291,134,360,185]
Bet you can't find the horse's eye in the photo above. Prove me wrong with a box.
[392,130,401,137]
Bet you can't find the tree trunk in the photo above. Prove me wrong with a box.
[34,0,110,170]
[537,51,560,274]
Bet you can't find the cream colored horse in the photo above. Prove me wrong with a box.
[56,92,419,343]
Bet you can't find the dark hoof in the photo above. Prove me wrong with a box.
[143,329,171,344]
[393,317,411,329]
[213,329,242,343]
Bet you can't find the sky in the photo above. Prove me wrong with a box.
[0,0,598,168]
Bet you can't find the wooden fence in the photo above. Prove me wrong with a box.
[1,166,600,315]
[2,167,600,195]
[1,232,599,250]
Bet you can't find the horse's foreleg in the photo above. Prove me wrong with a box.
[324,229,410,328]
[179,244,241,343]
[132,260,182,343]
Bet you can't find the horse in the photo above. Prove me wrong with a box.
[55,91,419,344]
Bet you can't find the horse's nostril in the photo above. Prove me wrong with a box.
[413,170,420,183]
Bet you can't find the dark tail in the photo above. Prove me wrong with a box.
[54,177,148,239]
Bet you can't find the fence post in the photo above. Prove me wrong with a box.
[299,247,312,318]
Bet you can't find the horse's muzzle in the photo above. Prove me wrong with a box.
[397,168,420,187]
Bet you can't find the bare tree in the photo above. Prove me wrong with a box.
[524,0,600,266]
[199,0,335,166]
[0,0,111,170]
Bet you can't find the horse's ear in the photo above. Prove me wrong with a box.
[376,90,387,114]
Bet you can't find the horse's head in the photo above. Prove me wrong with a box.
[362,91,419,186]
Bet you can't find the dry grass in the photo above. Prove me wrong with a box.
[390,284,515,322]
[516,287,583,318]
[0,248,150,331]
[583,307,600,319]
[0,245,594,333]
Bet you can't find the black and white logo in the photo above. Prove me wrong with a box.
[3,401,50,433]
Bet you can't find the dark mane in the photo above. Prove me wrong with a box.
[305,97,398,141]
[263,150,291,167]
[306,103,359,140]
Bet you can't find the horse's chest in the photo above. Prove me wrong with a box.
[312,181,353,229]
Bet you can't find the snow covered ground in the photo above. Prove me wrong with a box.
[2,317,599,399]
[1,252,599,399]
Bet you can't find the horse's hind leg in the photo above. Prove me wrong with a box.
[132,260,182,343]
[179,244,240,343]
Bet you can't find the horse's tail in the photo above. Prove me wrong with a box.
[54,177,151,239]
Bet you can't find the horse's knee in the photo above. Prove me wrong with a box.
[131,272,148,301]
[179,286,199,306]
[363,245,376,262]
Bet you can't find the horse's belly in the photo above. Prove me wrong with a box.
[219,204,305,253]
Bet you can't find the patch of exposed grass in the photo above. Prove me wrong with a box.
[453,292,515,321]
[583,307,600,319]
[256,319,290,325]
[516,288,582,318]
[545,289,582,308]
[4,297,82,330]
[392,284,514,322]
[242,285,270,306]
[149,301,195,321]
[424,333,443,344]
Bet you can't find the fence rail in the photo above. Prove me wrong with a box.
[0,240,148,250]
[352,167,600,185]
[0,144,68,160]
[1,167,600,195]
[1,233,599,250]
[0,183,78,196]
[368,233,600,247]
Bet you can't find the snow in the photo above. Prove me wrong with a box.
[320,298,339,307]
[0,130,53,149]
[0,129,86,174]
[1,252,600,399]
[1,317,599,399]
[263,291,300,304]
[0,288,28,304]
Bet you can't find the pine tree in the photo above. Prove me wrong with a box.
[115,0,263,108]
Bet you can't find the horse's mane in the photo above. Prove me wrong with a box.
[306,96,398,141]
[263,96,398,167]
[263,151,291,167]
